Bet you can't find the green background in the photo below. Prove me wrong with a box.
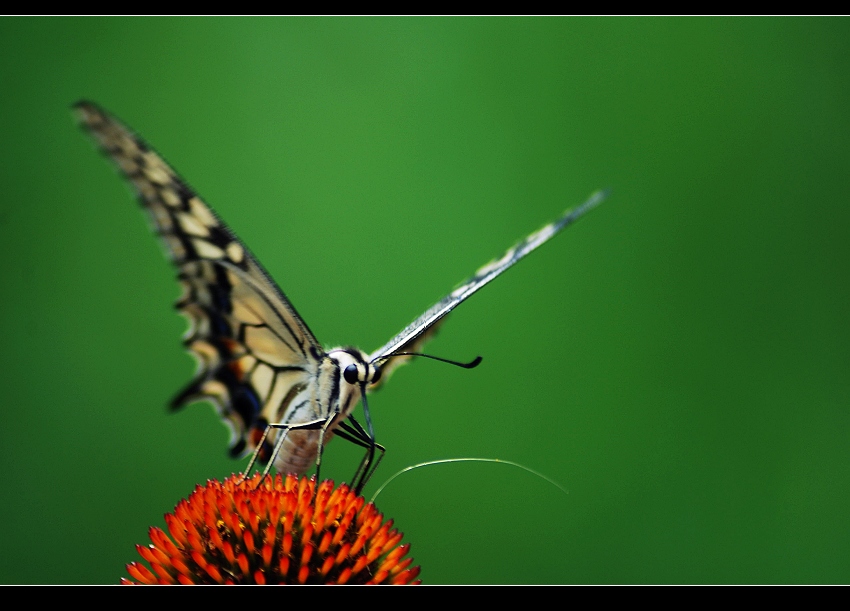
[1,17,848,584]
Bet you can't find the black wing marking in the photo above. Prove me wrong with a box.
[75,101,321,458]
[369,190,606,380]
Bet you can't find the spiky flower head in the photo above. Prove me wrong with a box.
[124,473,421,584]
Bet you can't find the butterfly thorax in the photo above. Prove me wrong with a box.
[269,346,377,476]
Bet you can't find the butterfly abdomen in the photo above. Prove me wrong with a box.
[258,349,368,476]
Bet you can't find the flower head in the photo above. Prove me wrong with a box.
[124,473,421,584]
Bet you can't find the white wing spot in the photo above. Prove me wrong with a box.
[525,222,557,250]
[226,241,245,264]
[235,354,257,376]
[144,164,171,186]
[192,239,224,259]
[188,197,218,227]
[187,339,219,364]
[178,212,211,238]
[201,379,229,400]
[475,248,515,278]
[160,188,181,208]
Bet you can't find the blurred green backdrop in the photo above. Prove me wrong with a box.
[1,17,848,584]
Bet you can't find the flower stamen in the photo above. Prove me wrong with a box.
[124,473,420,584]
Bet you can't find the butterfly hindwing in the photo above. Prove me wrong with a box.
[75,101,321,459]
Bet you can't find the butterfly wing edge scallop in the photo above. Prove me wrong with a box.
[74,101,321,460]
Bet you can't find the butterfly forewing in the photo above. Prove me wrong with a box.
[370,189,606,376]
[75,101,322,460]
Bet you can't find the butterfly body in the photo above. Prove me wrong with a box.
[270,346,380,476]
[75,101,604,490]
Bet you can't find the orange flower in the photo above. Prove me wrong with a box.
[124,473,420,584]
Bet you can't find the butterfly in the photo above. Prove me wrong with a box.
[75,101,605,493]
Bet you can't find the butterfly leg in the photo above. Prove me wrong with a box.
[242,418,329,485]
[241,424,273,483]
[313,411,346,489]
[360,390,381,493]
[336,414,386,494]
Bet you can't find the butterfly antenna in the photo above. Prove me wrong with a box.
[380,352,483,369]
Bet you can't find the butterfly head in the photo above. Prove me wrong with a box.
[328,348,382,387]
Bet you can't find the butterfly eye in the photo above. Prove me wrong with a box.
[343,364,359,385]
[371,365,382,385]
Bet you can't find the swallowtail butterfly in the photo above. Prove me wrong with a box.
[75,101,604,492]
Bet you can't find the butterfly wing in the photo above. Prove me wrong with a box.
[75,101,322,459]
[369,190,606,384]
